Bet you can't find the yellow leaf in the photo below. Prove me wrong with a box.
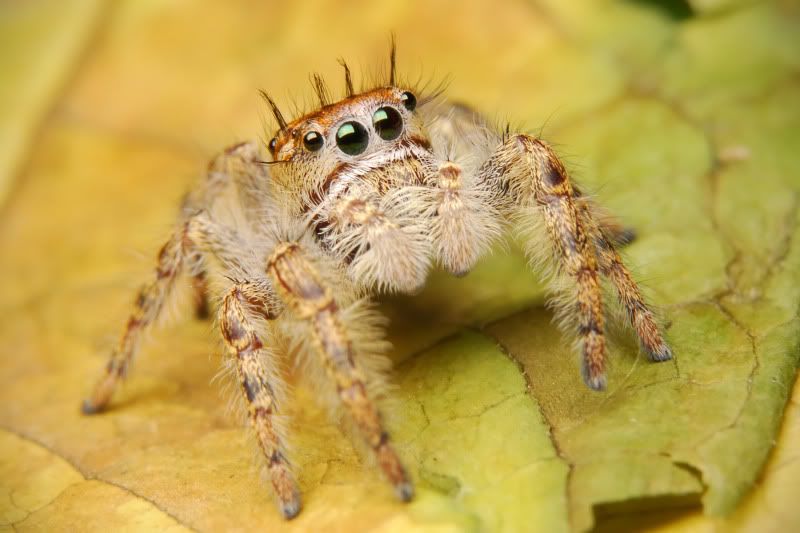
[1,1,799,531]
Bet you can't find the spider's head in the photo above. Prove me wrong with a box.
[261,42,442,196]
[264,86,427,173]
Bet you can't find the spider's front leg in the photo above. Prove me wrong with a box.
[479,135,671,389]
[219,281,300,519]
[266,242,413,500]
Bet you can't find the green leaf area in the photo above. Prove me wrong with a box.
[0,0,798,531]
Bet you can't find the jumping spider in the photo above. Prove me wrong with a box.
[82,45,672,519]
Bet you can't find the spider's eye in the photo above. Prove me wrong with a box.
[400,91,417,111]
[372,106,403,141]
[303,131,324,152]
[268,137,277,153]
[335,121,369,156]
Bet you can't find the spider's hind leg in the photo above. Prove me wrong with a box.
[81,218,199,414]
[81,141,263,413]
[578,202,672,362]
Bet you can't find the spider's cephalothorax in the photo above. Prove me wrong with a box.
[81,44,672,520]
[263,82,440,293]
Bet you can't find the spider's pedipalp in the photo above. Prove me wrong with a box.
[428,161,501,276]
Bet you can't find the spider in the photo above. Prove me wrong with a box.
[81,44,672,519]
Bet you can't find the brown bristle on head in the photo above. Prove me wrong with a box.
[311,73,331,107]
[338,59,354,97]
[259,90,287,131]
[389,34,397,86]
[282,86,400,131]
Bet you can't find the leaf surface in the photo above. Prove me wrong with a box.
[0,1,798,531]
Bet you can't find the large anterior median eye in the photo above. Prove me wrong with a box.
[335,121,369,156]
[372,106,403,140]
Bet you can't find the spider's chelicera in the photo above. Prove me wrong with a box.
[82,43,672,520]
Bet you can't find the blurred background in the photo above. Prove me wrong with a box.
[1,0,799,531]
[7,0,785,201]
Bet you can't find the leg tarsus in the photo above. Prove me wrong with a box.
[582,366,608,391]
[647,342,673,362]
[590,204,637,247]
[616,227,637,246]
[280,496,302,520]
[81,397,104,415]
[83,361,120,413]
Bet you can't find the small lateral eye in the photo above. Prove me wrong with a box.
[400,91,417,111]
[372,106,403,141]
[303,131,324,152]
[335,121,369,156]
[268,137,277,153]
